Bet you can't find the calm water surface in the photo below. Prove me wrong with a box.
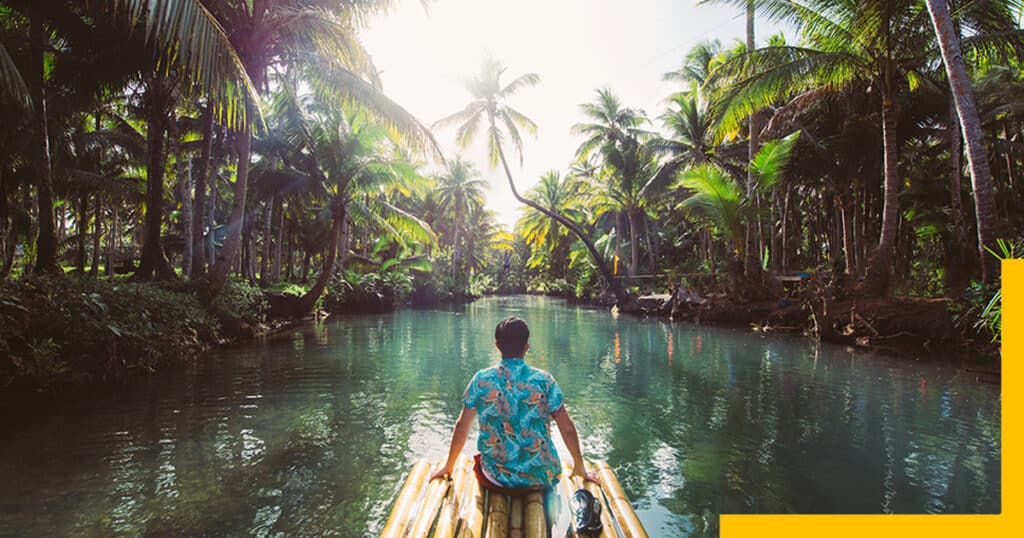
[0,296,1001,536]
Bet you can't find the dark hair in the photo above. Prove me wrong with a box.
[495,316,530,358]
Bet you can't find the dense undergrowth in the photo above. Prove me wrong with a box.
[0,275,266,388]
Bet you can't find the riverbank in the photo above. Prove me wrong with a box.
[534,289,1000,369]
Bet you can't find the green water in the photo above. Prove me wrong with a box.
[0,295,1001,536]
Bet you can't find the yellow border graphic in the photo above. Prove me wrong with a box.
[721,260,1016,537]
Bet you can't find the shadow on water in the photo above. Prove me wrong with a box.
[0,296,1001,537]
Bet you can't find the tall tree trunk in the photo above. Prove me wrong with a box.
[76,188,87,271]
[30,12,59,275]
[628,207,639,279]
[927,0,1001,283]
[452,202,461,285]
[839,194,855,274]
[205,146,218,268]
[0,167,13,280]
[190,106,214,277]
[272,198,283,281]
[208,127,251,293]
[494,141,636,310]
[295,205,343,313]
[174,119,193,277]
[260,194,273,285]
[135,76,177,281]
[744,0,760,278]
[90,196,102,275]
[859,94,901,296]
[948,96,965,247]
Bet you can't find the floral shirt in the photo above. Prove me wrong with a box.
[463,358,565,488]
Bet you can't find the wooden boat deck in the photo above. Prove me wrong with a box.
[380,454,648,538]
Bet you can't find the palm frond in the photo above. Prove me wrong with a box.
[112,0,260,128]
[0,41,30,108]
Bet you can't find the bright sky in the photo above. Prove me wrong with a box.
[362,0,786,229]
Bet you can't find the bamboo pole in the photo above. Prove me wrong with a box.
[508,496,524,538]
[380,459,431,538]
[560,462,614,538]
[557,463,581,538]
[594,461,647,538]
[523,491,546,538]
[584,462,615,538]
[406,472,452,538]
[455,467,486,538]
[485,493,509,537]
[432,456,472,538]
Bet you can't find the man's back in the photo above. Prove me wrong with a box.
[463,358,564,488]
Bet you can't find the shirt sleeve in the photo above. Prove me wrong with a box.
[546,374,564,414]
[463,372,481,410]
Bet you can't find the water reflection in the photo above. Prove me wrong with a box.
[0,296,1001,536]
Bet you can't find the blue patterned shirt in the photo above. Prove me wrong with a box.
[463,358,565,488]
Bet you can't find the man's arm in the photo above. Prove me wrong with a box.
[552,405,600,483]
[429,406,477,481]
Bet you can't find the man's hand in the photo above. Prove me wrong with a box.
[570,461,601,485]
[429,463,454,482]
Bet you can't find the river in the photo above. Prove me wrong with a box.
[0,295,1001,536]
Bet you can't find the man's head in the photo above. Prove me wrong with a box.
[495,316,530,358]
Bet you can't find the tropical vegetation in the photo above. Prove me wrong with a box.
[2,0,1020,387]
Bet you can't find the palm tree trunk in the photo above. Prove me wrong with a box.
[744,0,761,279]
[839,194,855,274]
[859,95,900,296]
[76,188,87,272]
[135,76,177,281]
[90,195,102,275]
[0,166,13,280]
[176,120,193,277]
[296,205,343,313]
[208,127,251,293]
[452,203,461,285]
[948,96,965,247]
[190,105,214,277]
[30,12,59,275]
[260,194,273,285]
[272,198,283,281]
[927,0,1000,283]
[495,142,636,310]
[628,208,639,279]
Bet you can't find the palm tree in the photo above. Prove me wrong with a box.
[677,131,800,296]
[707,0,943,295]
[198,0,440,295]
[925,0,1001,284]
[265,87,434,315]
[434,57,637,310]
[435,157,486,285]
[517,170,587,275]
[572,89,657,278]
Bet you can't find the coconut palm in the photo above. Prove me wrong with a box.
[925,0,1002,284]
[677,131,800,270]
[264,86,434,314]
[196,0,439,294]
[434,57,637,310]
[572,89,658,278]
[435,157,487,285]
[517,170,587,275]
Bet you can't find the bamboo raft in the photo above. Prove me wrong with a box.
[380,454,648,538]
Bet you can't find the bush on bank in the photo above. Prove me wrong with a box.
[0,276,220,387]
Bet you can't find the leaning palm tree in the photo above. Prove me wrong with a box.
[925,0,1003,284]
[433,57,637,310]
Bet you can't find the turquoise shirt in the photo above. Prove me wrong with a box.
[463,358,565,488]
